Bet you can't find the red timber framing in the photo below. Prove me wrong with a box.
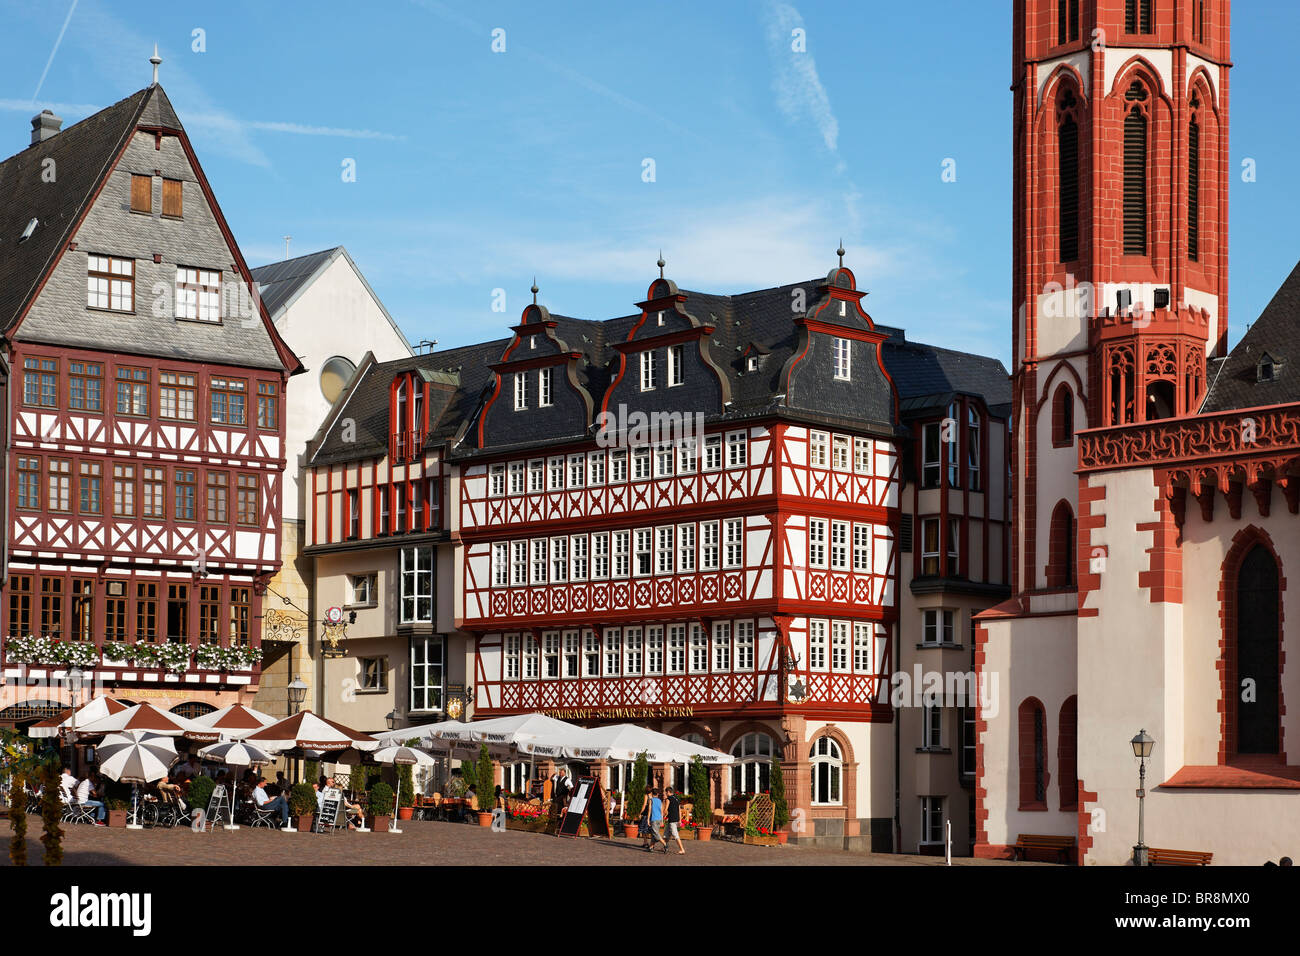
[460,418,900,721]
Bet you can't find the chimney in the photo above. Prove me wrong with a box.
[30,110,63,145]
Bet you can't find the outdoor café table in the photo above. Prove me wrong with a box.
[441,797,469,821]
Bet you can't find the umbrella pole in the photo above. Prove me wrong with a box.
[127,783,143,830]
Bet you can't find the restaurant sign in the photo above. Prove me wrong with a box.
[539,706,695,721]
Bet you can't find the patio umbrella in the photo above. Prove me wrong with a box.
[76,702,220,742]
[196,740,273,828]
[28,696,130,738]
[243,710,379,753]
[95,731,178,828]
[189,703,277,739]
[371,745,437,834]
[562,724,733,764]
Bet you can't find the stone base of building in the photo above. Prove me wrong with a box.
[789,816,891,852]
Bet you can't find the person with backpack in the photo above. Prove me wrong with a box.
[664,785,685,855]
[646,788,668,853]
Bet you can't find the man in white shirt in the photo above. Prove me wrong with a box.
[74,776,107,825]
[58,767,78,799]
[253,777,290,826]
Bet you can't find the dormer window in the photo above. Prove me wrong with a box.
[833,337,851,380]
[667,345,684,387]
[747,356,760,372]
[1257,354,1282,383]
[514,371,528,410]
[657,311,665,327]
[640,350,656,391]
[538,367,552,407]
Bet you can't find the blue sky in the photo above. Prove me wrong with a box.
[2,0,1297,367]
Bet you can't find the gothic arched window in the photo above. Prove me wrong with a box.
[1047,500,1075,588]
[1058,89,1080,263]
[1052,383,1074,447]
[1235,545,1281,755]
[1188,106,1201,261]
[1018,698,1048,810]
[1123,82,1149,255]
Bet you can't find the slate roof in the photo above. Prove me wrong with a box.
[249,247,342,317]
[310,276,1013,465]
[1201,259,1300,413]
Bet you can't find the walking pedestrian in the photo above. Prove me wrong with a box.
[664,786,685,855]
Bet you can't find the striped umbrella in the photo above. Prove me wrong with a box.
[197,740,273,767]
[95,731,178,828]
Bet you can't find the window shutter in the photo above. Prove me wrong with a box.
[130,174,151,213]
[1123,107,1147,255]
[1187,119,1200,261]
[899,514,913,553]
[1058,115,1079,262]
[162,178,183,218]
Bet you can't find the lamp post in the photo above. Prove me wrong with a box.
[386,709,398,731]
[66,667,85,775]
[287,676,307,716]
[1131,729,1155,867]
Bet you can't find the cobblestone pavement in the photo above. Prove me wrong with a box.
[2,817,1043,866]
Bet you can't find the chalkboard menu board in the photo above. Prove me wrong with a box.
[556,777,610,838]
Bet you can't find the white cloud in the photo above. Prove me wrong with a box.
[762,1,839,154]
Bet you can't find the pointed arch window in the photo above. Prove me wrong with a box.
[1058,89,1080,263]
[1234,545,1281,755]
[1051,383,1074,447]
[1018,698,1048,810]
[1123,82,1149,255]
[1046,500,1075,588]
[1187,103,1201,262]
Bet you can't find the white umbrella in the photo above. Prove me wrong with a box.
[562,724,733,764]
[371,720,470,746]
[197,740,274,829]
[189,703,278,739]
[28,696,131,738]
[95,731,178,828]
[76,702,219,741]
[243,710,379,752]
[371,746,437,834]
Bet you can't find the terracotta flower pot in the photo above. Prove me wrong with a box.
[776,830,789,845]
[696,827,712,842]
[478,812,494,827]
[107,810,128,828]
[398,807,414,820]
[372,815,391,832]
[623,823,640,839]
[295,814,314,833]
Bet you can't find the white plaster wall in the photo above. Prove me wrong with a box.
[1104,48,1173,98]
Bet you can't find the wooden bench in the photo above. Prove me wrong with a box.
[1148,847,1213,866]
[1012,833,1076,864]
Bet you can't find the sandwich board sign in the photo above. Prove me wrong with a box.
[556,777,609,838]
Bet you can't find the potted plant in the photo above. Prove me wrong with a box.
[369,782,394,832]
[106,798,130,828]
[288,783,316,833]
[770,756,790,844]
[622,752,648,838]
[397,749,416,821]
[475,744,495,827]
[689,756,713,842]
[188,775,216,819]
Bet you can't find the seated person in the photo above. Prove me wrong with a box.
[74,775,107,825]
[324,777,364,829]
[58,766,78,800]
[252,776,290,826]
[462,785,479,822]
[446,768,467,798]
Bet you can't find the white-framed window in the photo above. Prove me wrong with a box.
[922,423,941,489]
[568,454,585,488]
[570,535,588,581]
[677,523,696,573]
[603,628,621,676]
[923,609,956,646]
[654,444,674,478]
[399,546,434,623]
[511,540,528,586]
[630,447,650,481]
[634,528,653,576]
[921,796,944,844]
[175,266,220,322]
[550,536,568,582]
[563,630,580,678]
[921,518,940,576]
[347,573,376,607]
[542,631,560,679]
[514,372,528,411]
[704,435,722,472]
[528,459,544,492]
[678,440,697,474]
[645,626,665,674]
[410,636,445,711]
[809,619,828,670]
[610,449,628,483]
[923,706,943,749]
[831,620,850,672]
[623,627,643,675]
[730,733,773,796]
[726,431,747,468]
[588,451,606,486]
[655,526,674,575]
[547,456,564,490]
[492,543,509,587]
[667,624,687,674]
[583,630,600,677]
[613,530,630,578]
[712,622,731,671]
[531,538,548,585]
[504,634,520,680]
[689,623,708,673]
[946,401,961,488]
[700,521,720,571]
[833,337,851,380]
[667,344,684,386]
[735,620,755,670]
[810,736,843,805]
[967,406,982,492]
[489,464,506,498]
[723,518,744,569]
[87,254,134,311]
[853,622,872,672]
[948,517,961,570]
[640,350,656,391]
[852,523,871,572]
[538,367,552,407]
[854,437,871,474]
[810,431,829,468]
[830,520,849,571]
[809,518,828,569]
[509,461,525,495]
[523,634,539,679]
[592,533,610,579]
[832,434,850,470]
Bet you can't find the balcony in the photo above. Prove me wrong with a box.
[391,429,426,463]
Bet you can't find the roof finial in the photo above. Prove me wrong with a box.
[149,44,163,87]
[531,277,539,304]
[837,239,845,268]
[657,250,665,279]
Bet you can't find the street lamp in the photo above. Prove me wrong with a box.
[287,676,307,716]
[1131,729,1155,867]
[385,709,398,731]
[66,667,85,775]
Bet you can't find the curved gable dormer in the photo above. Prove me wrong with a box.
[476,291,595,449]
[779,263,897,432]
[389,369,429,462]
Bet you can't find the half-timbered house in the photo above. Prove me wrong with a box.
[0,81,302,728]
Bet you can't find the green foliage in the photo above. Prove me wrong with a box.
[459,757,477,793]
[106,797,129,812]
[348,764,367,794]
[688,756,713,825]
[476,744,494,808]
[188,775,216,812]
[289,782,317,817]
[626,752,649,823]
[369,782,394,817]
[770,756,789,829]
[8,771,26,866]
[39,763,63,866]
[304,760,320,787]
